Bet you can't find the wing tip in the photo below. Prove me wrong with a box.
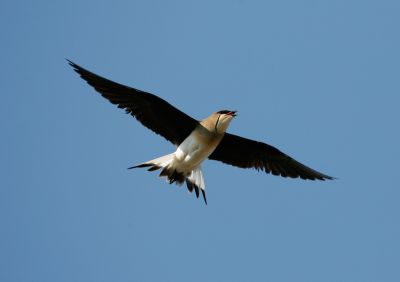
[293,173,336,181]
[66,59,85,74]
[66,58,77,68]
[322,175,337,181]
[262,165,335,181]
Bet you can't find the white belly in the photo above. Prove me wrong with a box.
[173,132,217,172]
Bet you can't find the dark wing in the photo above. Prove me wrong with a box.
[209,133,333,180]
[68,60,198,146]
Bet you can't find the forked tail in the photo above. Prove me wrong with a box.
[185,167,207,204]
[129,154,207,204]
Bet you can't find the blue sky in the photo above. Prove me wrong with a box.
[1,0,399,281]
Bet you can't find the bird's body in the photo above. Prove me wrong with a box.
[132,112,235,203]
[175,123,222,171]
[68,60,333,204]
[174,112,233,171]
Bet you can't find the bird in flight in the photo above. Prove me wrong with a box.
[68,60,333,204]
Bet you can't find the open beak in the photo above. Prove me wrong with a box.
[227,111,237,117]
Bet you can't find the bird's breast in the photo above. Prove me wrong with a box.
[174,128,222,171]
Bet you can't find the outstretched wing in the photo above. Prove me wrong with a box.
[68,60,198,146]
[209,133,333,180]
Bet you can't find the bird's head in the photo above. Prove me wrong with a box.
[212,110,237,134]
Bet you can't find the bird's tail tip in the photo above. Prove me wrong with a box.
[128,163,152,169]
[128,153,174,170]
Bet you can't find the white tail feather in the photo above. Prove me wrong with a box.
[130,154,207,204]
[187,166,205,192]
[130,153,174,169]
[185,166,207,204]
[144,153,174,168]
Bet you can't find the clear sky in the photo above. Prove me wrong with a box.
[1,0,399,281]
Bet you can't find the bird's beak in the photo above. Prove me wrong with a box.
[227,111,237,117]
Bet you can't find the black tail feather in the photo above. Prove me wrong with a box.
[194,185,200,198]
[186,179,207,205]
[201,189,208,205]
[147,165,161,172]
[186,181,194,192]
[128,163,162,172]
[160,167,186,185]
[128,163,152,169]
